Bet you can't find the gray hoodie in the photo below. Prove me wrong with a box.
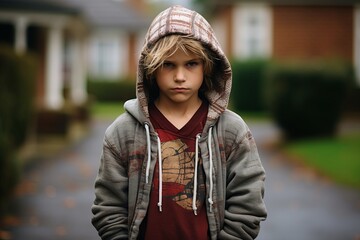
[92,5,267,240]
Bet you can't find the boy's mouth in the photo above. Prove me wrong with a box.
[171,87,189,92]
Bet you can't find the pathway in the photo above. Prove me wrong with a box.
[1,120,360,240]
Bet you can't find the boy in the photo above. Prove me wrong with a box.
[92,5,267,240]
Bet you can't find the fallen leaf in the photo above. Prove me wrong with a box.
[14,180,37,197]
[44,185,56,198]
[0,215,21,227]
[0,230,12,240]
[55,226,67,236]
[63,197,76,209]
[29,216,39,226]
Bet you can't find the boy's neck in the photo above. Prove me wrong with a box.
[154,98,203,129]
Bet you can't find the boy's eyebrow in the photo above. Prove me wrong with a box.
[187,58,202,61]
[165,57,202,62]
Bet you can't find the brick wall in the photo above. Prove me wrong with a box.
[272,6,354,62]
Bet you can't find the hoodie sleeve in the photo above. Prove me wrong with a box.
[219,115,267,239]
[91,131,129,240]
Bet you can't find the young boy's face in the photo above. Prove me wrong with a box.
[155,48,204,106]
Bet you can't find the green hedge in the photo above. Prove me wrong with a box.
[265,60,353,139]
[231,59,269,111]
[0,46,37,214]
[87,78,136,102]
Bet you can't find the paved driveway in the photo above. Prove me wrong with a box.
[249,122,360,240]
[3,120,360,240]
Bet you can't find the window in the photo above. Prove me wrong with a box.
[233,4,272,59]
[89,34,124,79]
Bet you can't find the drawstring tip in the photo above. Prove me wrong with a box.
[192,205,198,215]
[157,203,162,212]
[208,198,214,213]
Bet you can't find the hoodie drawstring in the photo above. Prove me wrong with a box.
[207,127,214,212]
[144,123,163,212]
[157,136,163,212]
[192,134,201,215]
[145,124,151,184]
[144,124,214,214]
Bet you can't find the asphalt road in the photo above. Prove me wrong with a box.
[3,120,360,240]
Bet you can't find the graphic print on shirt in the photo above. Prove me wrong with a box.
[160,138,206,210]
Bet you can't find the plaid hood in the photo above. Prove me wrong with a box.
[136,5,232,122]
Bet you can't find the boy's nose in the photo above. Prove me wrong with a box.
[174,67,186,81]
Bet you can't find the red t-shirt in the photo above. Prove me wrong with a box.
[142,102,209,240]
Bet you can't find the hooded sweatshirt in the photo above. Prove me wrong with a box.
[92,5,267,240]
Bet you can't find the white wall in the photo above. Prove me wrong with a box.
[88,29,128,80]
[232,3,272,59]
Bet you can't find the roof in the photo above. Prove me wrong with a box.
[0,0,151,30]
[0,0,79,15]
[211,0,360,6]
[65,0,151,29]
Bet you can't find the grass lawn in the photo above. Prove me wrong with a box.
[285,133,360,189]
[91,101,124,120]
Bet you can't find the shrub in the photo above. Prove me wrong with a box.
[36,109,71,135]
[87,78,136,102]
[265,60,353,139]
[343,83,360,112]
[230,59,269,111]
[0,45,37,214]
[0,47,37,147]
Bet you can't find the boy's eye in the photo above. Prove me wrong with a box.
[163,62,174,68]
[187,61,198,67]
[186,61,202,68]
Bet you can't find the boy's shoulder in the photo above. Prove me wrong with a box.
[105,110,139,137]
[220,109,247,127]
[217,109,249,136]
[215,110,256,150]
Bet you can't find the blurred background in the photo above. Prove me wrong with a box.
[0,0,359,239]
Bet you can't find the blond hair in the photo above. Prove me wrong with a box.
[142,34,219,102]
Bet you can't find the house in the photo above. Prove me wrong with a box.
[68,0,151,80]
[0,0,151,111]
[209,0,360,85]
